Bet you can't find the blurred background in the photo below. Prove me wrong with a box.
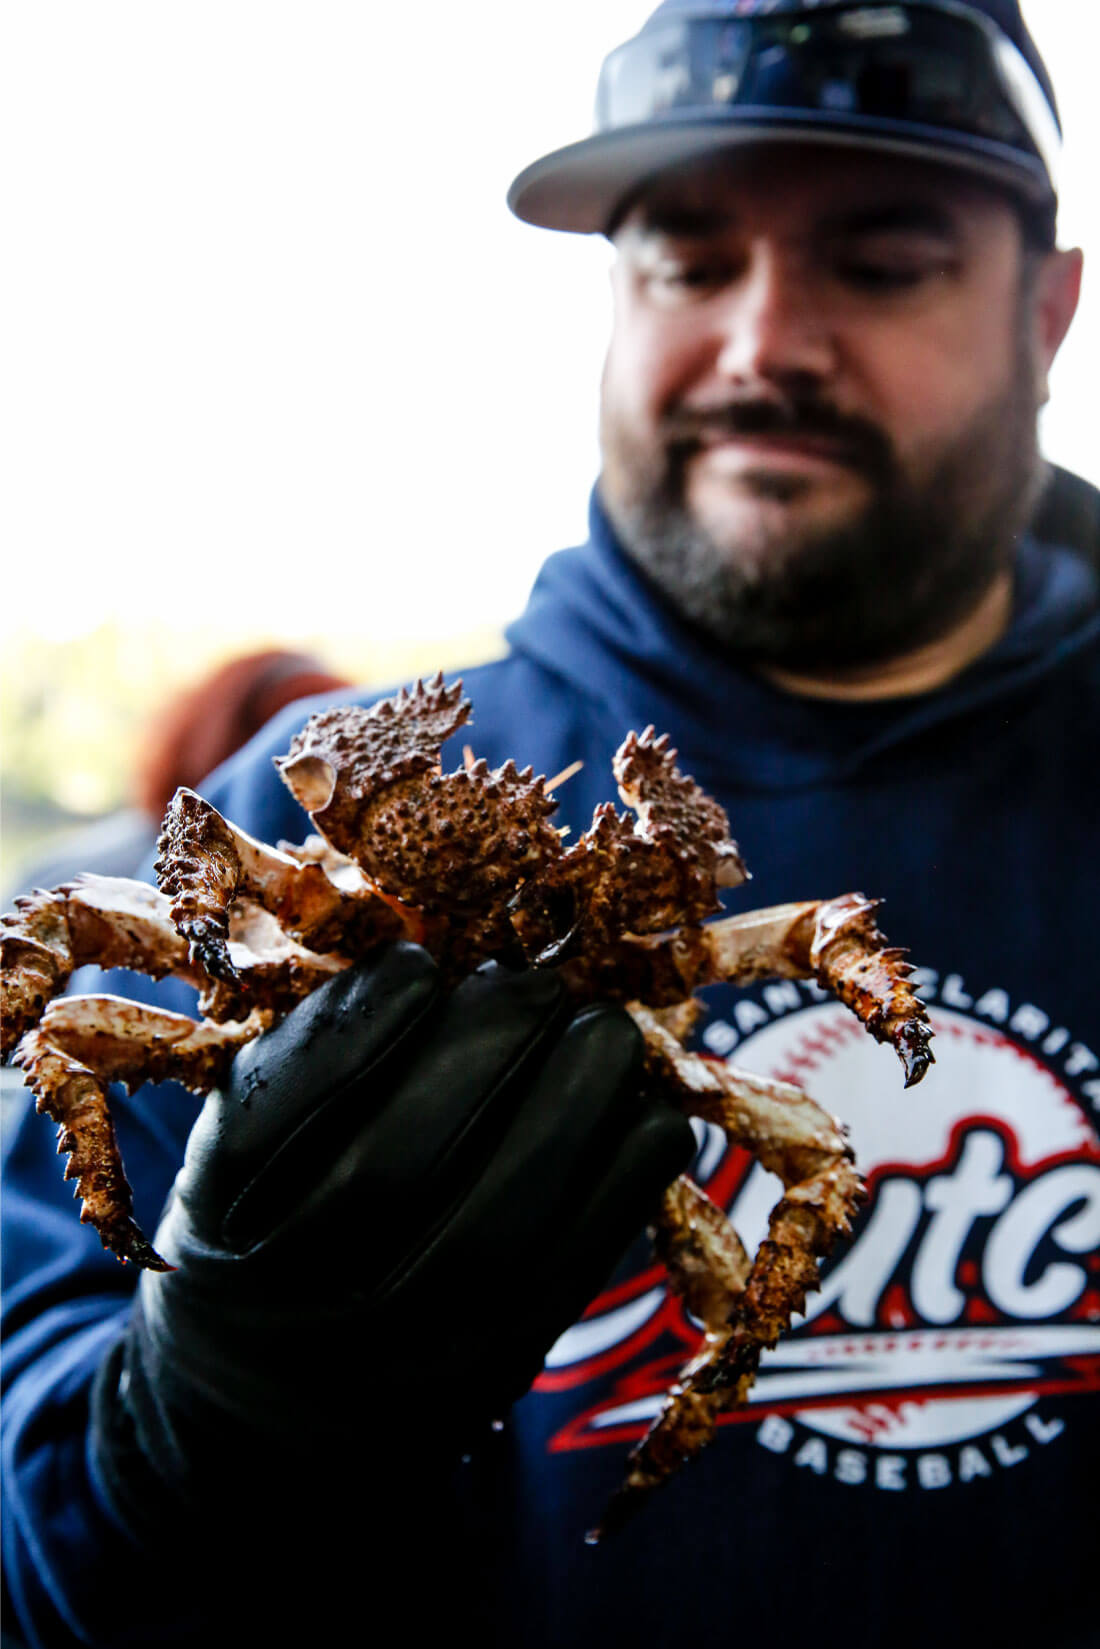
[2,1,1096,894]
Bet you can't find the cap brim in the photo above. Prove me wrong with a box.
[507,112,1053,234]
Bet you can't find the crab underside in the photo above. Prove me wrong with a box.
[1,673,933,1535]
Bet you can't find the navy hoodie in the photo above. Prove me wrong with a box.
[3,492,1099,1648]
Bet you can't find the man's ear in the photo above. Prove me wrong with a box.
[1032,246,1084,405]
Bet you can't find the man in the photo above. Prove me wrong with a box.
[3,3,1098,1646]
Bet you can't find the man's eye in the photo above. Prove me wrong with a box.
[836,241,954,292]
[650,259,729,293]
[838,262,933,290]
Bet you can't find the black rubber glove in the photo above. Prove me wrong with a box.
[92,942,695,1536]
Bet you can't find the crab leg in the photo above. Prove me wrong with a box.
[14,995,270,1269]
[155,788,412,983]
[1,876,201,1057]
[652,1173,751,1330]
[598,894,934,1085]
[591,1007,864,1540]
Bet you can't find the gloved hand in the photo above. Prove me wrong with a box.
[91,942,695,1535]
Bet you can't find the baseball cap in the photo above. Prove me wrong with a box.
[507,1,1060,236]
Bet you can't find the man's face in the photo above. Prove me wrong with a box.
[599,147,1052,668]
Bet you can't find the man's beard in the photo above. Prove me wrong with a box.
[598,362,1043,671]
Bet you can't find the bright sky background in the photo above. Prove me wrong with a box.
[3,1,1096,647]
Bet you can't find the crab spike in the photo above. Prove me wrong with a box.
[544,760,584,793]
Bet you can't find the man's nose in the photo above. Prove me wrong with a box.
[713,248,836,388]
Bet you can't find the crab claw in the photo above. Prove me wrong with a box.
[896,1019,936,1087]
[156,789,244,982]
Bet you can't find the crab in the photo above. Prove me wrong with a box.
[1,673,933,1535]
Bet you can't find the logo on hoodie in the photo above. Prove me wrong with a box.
[535,968,1100,1492]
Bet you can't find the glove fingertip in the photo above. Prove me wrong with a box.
[360,937,440,984]
[631,1094,698,1184]
[465,959,567,1017]
[569,1001,645,1075]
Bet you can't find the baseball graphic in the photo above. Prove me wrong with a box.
[541,981,1100,1484]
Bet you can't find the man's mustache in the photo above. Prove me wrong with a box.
[660,397,894,474]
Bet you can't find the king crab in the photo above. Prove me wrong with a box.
[1,673,932,1534]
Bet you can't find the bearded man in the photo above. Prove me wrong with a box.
[4,5,1098,1648]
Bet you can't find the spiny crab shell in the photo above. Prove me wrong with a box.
[275,685,569,962]
[0,672,933,1536]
